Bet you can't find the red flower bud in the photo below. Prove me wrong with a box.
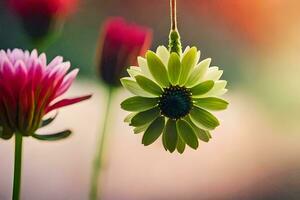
[9,0,78,41]
[97,17,152,86]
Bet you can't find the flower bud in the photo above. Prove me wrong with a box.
[9,0,78,42]
[97,17,152,87]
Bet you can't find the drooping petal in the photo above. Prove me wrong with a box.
[142,116,165,146]
[46,95,91,113]
[176,119,198,149]
[130,107,160,127]
[32,130,72,141]
[194,97,229,111]
[121,96,158,112]
[0,126,14,140]
[124,112,136,123]
[185,116,210,142]
[133,123,150,134]
[40,112,58,128]
[176,135,186,154]
[190,106,220,130]
[163,119,178,153]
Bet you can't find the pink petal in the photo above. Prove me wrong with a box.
[48,61,71,81]
[38,53,47,67]
[13,60,28,91]
[47,56,63,70]
[15,60,28,77]
[30,49,38,61]
[0,59,14,80]
[46,94,92,113]
[54,69,79,98]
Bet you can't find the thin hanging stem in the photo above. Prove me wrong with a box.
[13,133,23,200]
[90,87,114,200]
[170,0,177,30]
[169,0,182,54]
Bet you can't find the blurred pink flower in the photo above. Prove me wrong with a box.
[9,0,78,41]
[0,49,91,140]
[9,0,77,18]
[97,17,152,86]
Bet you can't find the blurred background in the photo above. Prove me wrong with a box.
[1,0,300,199]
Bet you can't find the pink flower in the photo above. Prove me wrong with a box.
[9,0,78,40]
[9,0,77,18]
[0,49,91,140]
[97,17,152,86]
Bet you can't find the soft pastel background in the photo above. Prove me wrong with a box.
[1,0,300,199]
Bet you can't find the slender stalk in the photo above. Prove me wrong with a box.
[13,133,23,200]
[169,0,182,54]
[90,87,114,200]
[170,0,177,31]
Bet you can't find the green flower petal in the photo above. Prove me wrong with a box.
[133,123,150,134]
[0,127,14,140]
[124,113,136,123]
[190,80,214,96]
[163,119,178,153]
[176,134,186,154]
[142,117,165,146]
[127,68,142,78]
[186,58,211,87]
[146,51,170,87]
[195,50,201,64]
[167,52,181,85]
[178,47,197,85]
[194,97,228,110]
[185,116,210,142]
[206,131,212,139]
[182,46,191,57]
[32,130,72,141]
[135,75,163,96]
[190,106,220,130]
[121,96,158,112]
[176,119,199,149]
[156,46,170,66]
[205,67,223,81]
[130,107,160,127]
[162,129,167,151]
[120,78,155,97]
[202,80,227,97]
[138,57,152,78]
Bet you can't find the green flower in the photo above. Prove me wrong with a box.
[121,46,228,153]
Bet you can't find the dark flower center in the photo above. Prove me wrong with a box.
[158,85,192,120]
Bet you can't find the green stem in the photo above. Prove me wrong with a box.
[12,133,23,200]
[168,0,182,55]
[90,87,114,200]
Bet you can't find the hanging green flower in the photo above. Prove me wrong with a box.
[120,0,229,153]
